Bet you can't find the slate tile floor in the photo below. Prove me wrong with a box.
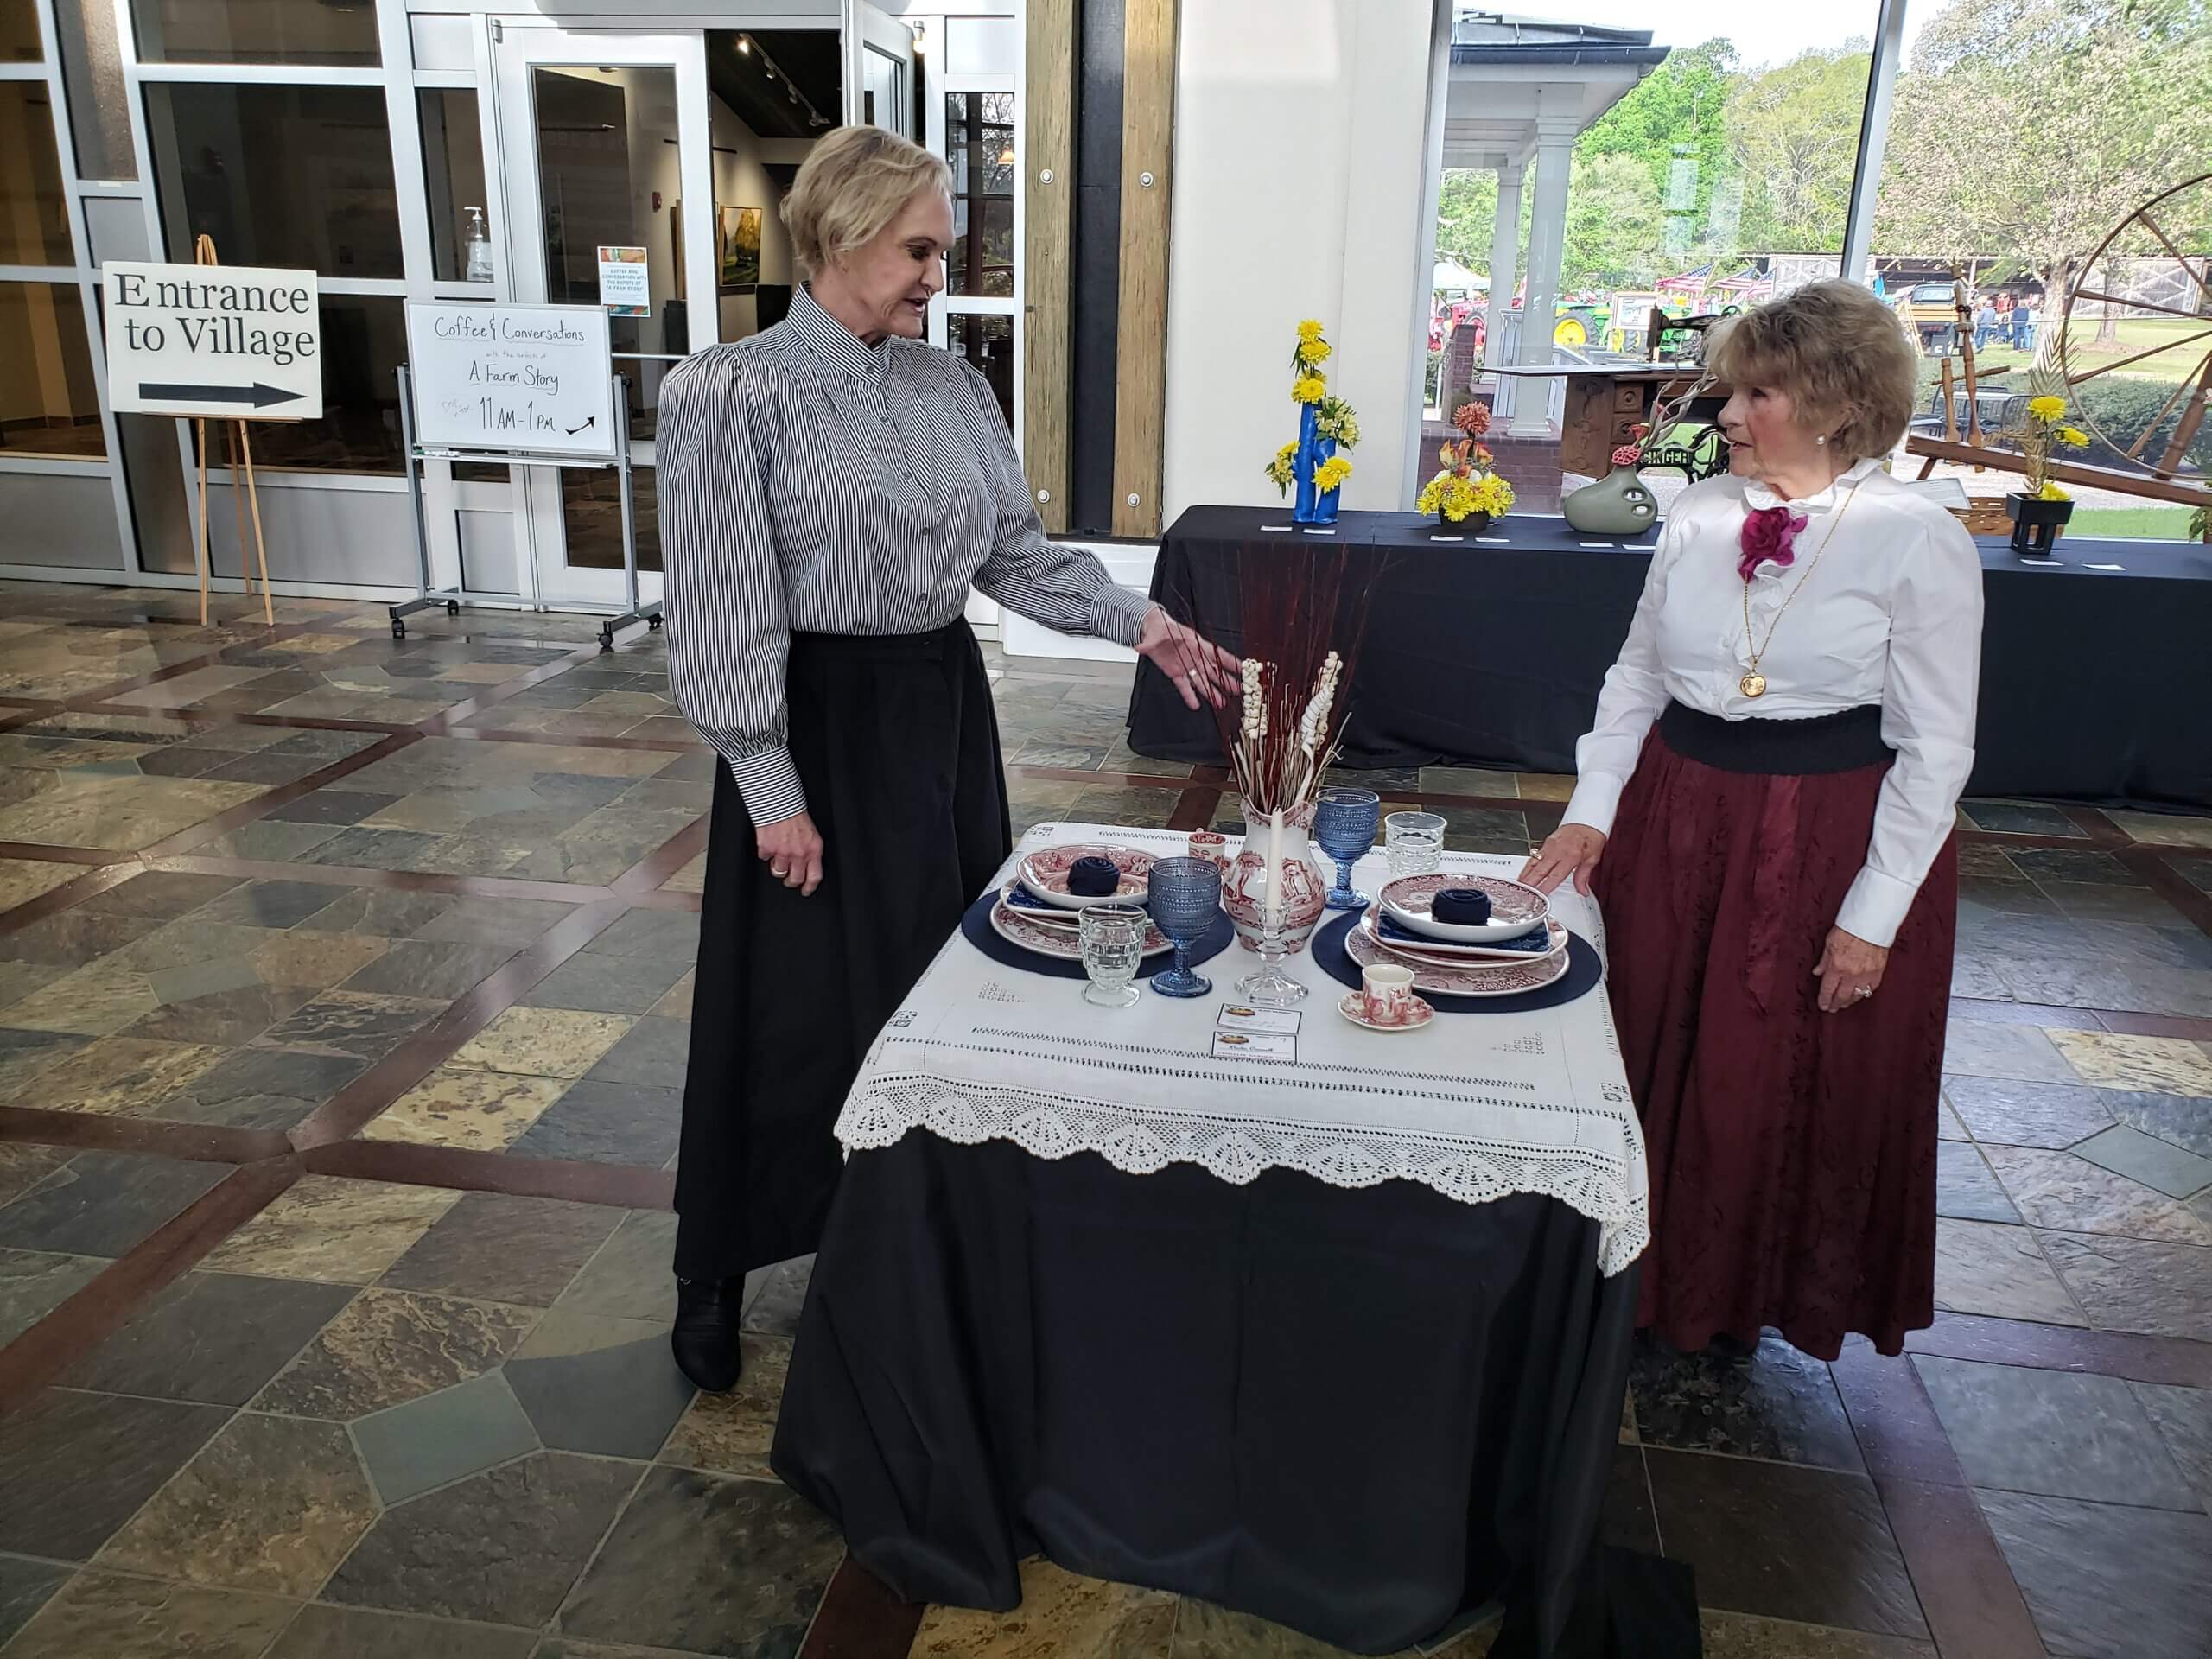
[0,583,2209,1659]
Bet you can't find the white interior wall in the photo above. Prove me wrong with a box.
[1161,0,1435,520]
[708,99,799,341]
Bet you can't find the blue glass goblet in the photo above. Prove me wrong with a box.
[1146,855,1220,998]
[1313,786,1381,911]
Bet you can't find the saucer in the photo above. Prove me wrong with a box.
[1338,989,1434,1033]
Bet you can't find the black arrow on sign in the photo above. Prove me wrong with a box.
[566,415,596,436]
[138,381,304,409]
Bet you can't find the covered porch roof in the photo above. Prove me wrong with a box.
[1442,12,1669,169]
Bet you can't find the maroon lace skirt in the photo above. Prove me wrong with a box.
[1592,703,1955,1359]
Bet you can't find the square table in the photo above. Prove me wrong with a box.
[771,823,1668,1656]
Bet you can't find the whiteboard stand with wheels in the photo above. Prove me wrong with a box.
[391,301,664,653]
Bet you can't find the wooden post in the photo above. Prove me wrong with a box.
[1940,358,1957,443]
[193,418,212,626]
[1024,0,1075,535]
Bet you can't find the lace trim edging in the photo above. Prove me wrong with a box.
[838,1077,1649,1277]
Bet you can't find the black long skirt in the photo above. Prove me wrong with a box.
[672,621,1011,1281]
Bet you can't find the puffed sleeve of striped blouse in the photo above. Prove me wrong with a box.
[658,350,808,826]
[957,359,1155,647]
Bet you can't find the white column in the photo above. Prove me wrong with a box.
[1510,113,1579,437]
[1484,159,1524,422]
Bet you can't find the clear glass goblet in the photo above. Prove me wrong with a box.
[1146,855,1219,998]
[1313,786,1381,911]
[1078,903,1147,1008]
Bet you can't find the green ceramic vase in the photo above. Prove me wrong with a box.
[1562,465,1659,537]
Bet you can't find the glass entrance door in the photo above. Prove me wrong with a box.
[844,2,915,137]
[490,23,715,607]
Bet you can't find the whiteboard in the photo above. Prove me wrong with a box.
[404,301,616,461]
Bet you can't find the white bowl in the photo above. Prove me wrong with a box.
[1016,844,1156,911]
[1378,874,1548,944]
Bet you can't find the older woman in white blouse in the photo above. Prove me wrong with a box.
[1522,279,1983,1360]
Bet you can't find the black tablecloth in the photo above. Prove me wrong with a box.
[1126,506,2212,811]
[772,1135,1697,1656]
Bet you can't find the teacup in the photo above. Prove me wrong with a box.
[1360,963,1418,1026]
[1186,829,1229,870]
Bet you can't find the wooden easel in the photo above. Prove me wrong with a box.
[189,234,274,626]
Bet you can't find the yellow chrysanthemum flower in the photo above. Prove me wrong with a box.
[2056,425,2091,448]
[1302,338,1332,365]
[2027,395,2067,423]
[1292,374,1327,404]
[2037,480,2070,501]
[1297,320,1325,343]
[1314,455,1352,493]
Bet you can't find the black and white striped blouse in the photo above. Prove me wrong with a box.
[657,286,1153,824]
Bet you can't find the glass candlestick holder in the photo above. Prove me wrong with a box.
[1234,915,1308,1007]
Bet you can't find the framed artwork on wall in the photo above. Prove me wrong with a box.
[719,205,761,292]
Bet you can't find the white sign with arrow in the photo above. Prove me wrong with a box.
[102,260,324,420]
[404,300,616,461]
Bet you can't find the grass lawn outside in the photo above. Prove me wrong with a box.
[1968,318,2212,387]
[2067,505,2202,540]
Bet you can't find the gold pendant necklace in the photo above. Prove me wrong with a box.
[1739,480,1859,699]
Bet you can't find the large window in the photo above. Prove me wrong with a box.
[1,283,105,459]
[146,82,403,276]
[1873,0,2212,540]
[232,296,404,474]
[418,88,490,285]
[129,0,378,67]
[946,91,1014,298]
[1,81,73,263]
[2,0,39,63]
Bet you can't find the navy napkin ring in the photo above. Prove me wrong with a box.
[1068,855,1121,897]
[1432,887,1491,925]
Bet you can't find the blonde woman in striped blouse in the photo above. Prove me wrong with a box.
[657,125,1235,1392]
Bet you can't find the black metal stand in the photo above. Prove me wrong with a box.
[389,365,663,652]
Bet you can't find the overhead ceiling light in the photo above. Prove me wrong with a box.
[737,35,750,54]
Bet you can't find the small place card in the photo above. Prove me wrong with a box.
[1259,523,1294,531]
[1300,528,1339,537]
[2085,562,2126,571]
[1212,1029,1296,1061]
[1577,541,1615,549]
[2021,556,2062,567]
[1477,536,1511,543]
[1429,534,1465,543]
[1219,1005,1301,1034]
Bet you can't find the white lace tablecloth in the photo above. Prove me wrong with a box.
[835,823,1649,1274]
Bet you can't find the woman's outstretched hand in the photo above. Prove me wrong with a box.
[1136,606,1240,711]
[1520,825,1606,895]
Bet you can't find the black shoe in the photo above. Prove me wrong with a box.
[671,1276,746,1392]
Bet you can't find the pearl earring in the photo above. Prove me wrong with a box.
[1815,434,1827,446]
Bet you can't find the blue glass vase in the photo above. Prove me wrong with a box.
[1292,404,1342,526]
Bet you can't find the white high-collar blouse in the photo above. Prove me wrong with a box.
[1562,457,1984,948]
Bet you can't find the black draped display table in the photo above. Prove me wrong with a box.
[1126,506,2212,811]
[772,1137,1692,1656]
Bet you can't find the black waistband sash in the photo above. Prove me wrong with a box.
[1656,701,1891,776]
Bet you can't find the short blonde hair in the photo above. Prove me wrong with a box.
[781,125,950,278]
[1706,279,1920,463]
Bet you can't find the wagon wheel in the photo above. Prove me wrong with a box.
[2057,173,2212,480]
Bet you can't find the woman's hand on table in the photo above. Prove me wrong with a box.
[1136,606,1240,711]
[756,810,825,896]
[1815,926,1888,1013]
[1521,825,1606,895]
